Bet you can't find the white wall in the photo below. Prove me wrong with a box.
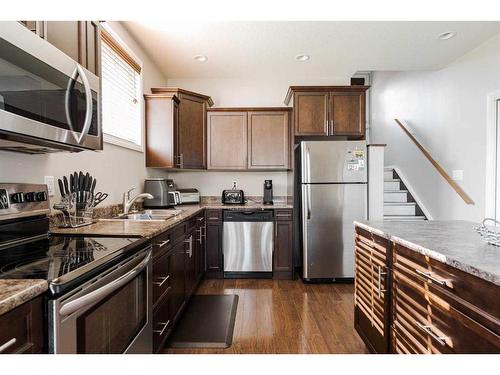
[0,21,168,207]
[371,34,500,221]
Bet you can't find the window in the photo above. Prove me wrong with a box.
[101,29,143,151]
[486,93,500,224]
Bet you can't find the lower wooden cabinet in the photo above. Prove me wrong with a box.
[273,210,293,279]
[354,225,500,354]
[0,295,44,354]
[354,227,391,353]
[205,210,224,279]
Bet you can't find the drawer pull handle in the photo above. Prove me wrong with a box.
[276,214,291,218]
[415,269,448,287]
[153,275,170,287]
[377,266,387,298]
[197,217,205,222]
[154,320,170,336]
[415,321,447,346]
[156,239,170,248]
[0,338,17,353]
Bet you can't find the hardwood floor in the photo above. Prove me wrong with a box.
[164,278,367,354]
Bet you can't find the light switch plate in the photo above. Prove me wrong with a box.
[44,176,55,196]
[452,170,464,181]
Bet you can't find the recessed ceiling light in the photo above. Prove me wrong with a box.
[194,55,208,62]
[438,32,456,40]
[295,54,310,62]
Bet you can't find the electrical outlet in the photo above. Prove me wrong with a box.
[232,180,237,189]
[44,176,55,196]
[452,170,464,181]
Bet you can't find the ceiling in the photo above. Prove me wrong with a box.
[122,21,500,82]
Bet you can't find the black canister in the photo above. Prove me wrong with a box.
[263,180,273,205]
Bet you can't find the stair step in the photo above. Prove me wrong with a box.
[384,215,426,221]
[384,170,394,180]
[384,202,416,216]
[384,180,401,191]
[384,190,409,203]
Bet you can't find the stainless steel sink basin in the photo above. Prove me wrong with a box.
[101,209,183,222]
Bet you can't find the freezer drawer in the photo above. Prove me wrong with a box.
[223,221,273,272]
[302,183,367,279]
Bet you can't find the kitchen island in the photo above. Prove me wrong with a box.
[353,220,500,354]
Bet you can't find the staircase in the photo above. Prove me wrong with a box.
[384,168,427,221]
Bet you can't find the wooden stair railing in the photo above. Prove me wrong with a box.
[394,119,474,205]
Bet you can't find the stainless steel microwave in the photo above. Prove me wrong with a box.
[0,22,102,153]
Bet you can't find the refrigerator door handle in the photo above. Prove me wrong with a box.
[306,184,311,220]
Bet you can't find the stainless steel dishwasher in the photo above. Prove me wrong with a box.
[223,210,274,278]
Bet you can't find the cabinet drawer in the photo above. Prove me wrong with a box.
[153,298,172,353]
[205,209,222,221]
[393,268,500,353]
[152,252,172,309]
[172,222,188,244]
[393,243,500,333]
[151,230,172,258]
[274,209,292,221]
[0,296,44,354]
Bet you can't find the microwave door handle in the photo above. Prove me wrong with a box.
[76,64,93,144]
[58,250,152,317]
[64,66,77,137]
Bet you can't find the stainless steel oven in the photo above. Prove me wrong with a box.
[0,22,101,153]
[49,247,152,354]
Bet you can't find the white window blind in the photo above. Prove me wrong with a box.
[101,34,142,149]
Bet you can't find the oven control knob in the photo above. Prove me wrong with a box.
[10,192,24,203]
[35,191,47,201]
[24,192,36,202]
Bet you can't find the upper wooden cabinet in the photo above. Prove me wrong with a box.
[145,88,213,169]
[285,86,369,138]
[206,108,291,171]
[19,21,101,76]
[150,88,214,169]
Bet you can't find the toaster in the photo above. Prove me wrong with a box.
[221,189,245,204]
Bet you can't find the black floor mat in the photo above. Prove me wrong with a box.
[167,294,239,349]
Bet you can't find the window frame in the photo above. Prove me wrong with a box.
[485,90,500,223]
[100,23,144,153]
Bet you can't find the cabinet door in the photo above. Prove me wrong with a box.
[169,241,186,323]
[178,93,207,169]
[19,21,46,37]
[207,111,247,169]
[145,96,178,168]
[354,227,391,353]
[330,91,365,136]
[247,111,290,170]
[81,21,101,76]
[205,221,223,278]
[45,21,83,64]
[293,91,329,136]
[194,216,206,283]
[273,219,293,279]
[184,234,197,297]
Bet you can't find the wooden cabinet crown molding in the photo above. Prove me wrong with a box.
[151,87,214,107]
[284,85,370,105]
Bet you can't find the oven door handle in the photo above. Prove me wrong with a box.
[59,250,152,317]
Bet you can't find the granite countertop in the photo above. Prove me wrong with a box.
[0,279,48,316]
[50,202,292,238]
[354,220,500,286]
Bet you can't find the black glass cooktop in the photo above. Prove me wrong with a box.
[0,235,148,295]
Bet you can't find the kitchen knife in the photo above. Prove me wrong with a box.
[91,178,96,196]
[87,176,93,202]
[58,179,65,197]
[70,174,74,193]
[73,172,78,196]
[63,176,70,196]
[83,173,90,202]
[78,172,84,202]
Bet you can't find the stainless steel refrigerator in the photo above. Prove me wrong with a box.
[299,140,367,281]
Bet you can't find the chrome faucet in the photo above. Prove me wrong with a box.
[122,188,154,214]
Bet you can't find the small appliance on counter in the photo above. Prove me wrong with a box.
[143,178,181,208]
[221,189,245,204]
[263,180,273,205]
[178,188,200,204]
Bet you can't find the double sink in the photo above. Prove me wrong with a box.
[101,209,184,222]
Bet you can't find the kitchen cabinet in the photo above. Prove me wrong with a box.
[194,214,206,284]
[205,210,224,279]
[273,209,293,280]
[148,88,214,169]
[0,295,44,354]
[354,227,391,353]
[247,111,290,170]
[285,86,369,138]
[354,224,500,354]
[207,108,291,170]
[20,21,101,76]
[207,111,248,170]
